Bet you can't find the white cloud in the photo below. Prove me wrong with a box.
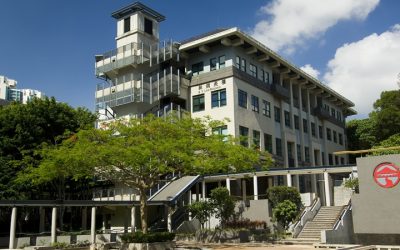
[300,64,320,79]
[251,0,379,54]
[323,25,400,117]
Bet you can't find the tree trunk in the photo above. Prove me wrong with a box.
[139,188,148,233]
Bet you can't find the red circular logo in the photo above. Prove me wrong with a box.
[373,162,400,188]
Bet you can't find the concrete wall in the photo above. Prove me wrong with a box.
[352,154,400,244]
[321,208,354,244]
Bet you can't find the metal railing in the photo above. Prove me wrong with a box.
[95,40,179,76]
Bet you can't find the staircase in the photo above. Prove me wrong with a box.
[297,206,344,242]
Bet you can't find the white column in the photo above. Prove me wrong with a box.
[91,207,96,245]
[188,190,192,220]
[226,177,231,194]
[242,179,246,200]
[294,175,300,190]
[9,207,17,250]
[167,206,172,232]
[51,207,57,244]
[39,207,45,233]
[202,180,206,201]
[286,173,292,187]
[253,175,258,200]
[131,206,136,232]
[324,172,331,206]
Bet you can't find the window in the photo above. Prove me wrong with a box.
[253,130,260,149]
[303,119,308,133]
[337,111,342,121]
[144,18,153,35]
[241,58,246,72]
[340,157,345,165]
[262,100,271,117]
[249,63,257,77]
[264,133,273,153]
[274,106,281,123]
[192,62,204,75]
[264,72,270,84]
[213,125,228,136]
[210,58,217,71]
[333,130,337,143]
[305,147,310,163]
[238,89,247,108]
[311,122,316,137]
[259,69,265,82]
[335,156,339,165]
[124,17,131,33]
[219,55,225,69]
[276,138,282,156]
[284,111,291,127]
[339,133,343,145]
[328,154,333,165]
[211,89,226,108]
[251,95,259,112]
[322,152,325,165]
[319,126,323,139]
[327,128,332,141]
[331,108,336,118]
[239,126,249,147]
[294,115,299,130]
[297,144,302,162]
[192,94,205,112]
[235,56,240,68]
[213,125,228,142]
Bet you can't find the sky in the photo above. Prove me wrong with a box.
[0,0,399,118]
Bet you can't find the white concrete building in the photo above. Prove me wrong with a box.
[0,75,45,104]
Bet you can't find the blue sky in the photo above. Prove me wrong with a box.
[1,0,399,117]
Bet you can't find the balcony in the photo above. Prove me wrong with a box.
[95,67,187,111]
[313,106,345,128]
[271,83,290,100]
[95,40,179,77]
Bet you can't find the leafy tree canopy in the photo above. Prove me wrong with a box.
[267,186,302,211]
[272,200,298,230]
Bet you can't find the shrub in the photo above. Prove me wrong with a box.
[188,201,214,229]
[267,186,302,210]
[210,187,235,228]
[119,231,175,243]
[51,242,70,249]
[272,200,298,230]
[225,219,267,229]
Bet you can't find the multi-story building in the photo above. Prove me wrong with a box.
[92,1,357,234]
[0,75,45,104]
[95,2,355,169]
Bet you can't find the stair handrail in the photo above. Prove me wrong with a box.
[292,197,321,238]
[333,199,352,230]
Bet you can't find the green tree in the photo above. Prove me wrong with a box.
[210,187,236,228]
[267,186,302,211]
[188,201,214,229]
[35,115,271,233]
[0,97,96,200]
[372,133,400,155]
[370,90,400,142]
[272,200,298,230]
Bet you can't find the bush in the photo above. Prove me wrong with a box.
[225,219,266,229]
[272,200,298,230]
[51,242,70,249]
[210,187,235,228]
[267,186,302,210]
[119,231,175,243]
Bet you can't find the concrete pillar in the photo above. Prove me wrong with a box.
[226,177,231,194]
[51,207,57,244]
[286,173,292,187]
[9,207,17,250]
[242,179,246,200]
[188,190,192,220]
[267,177,273,188]
[39,207,45,233]
[294,175,300,190]
[167,206,172,232]
[324,172,331,206]
[82,207,87,230]
[131,206,136,232]
[311,174,318,199]
[91,207,96,245]
[202,180,206,201]
[253,175,258,200]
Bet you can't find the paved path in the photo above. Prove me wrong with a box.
[176,242,315,250]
